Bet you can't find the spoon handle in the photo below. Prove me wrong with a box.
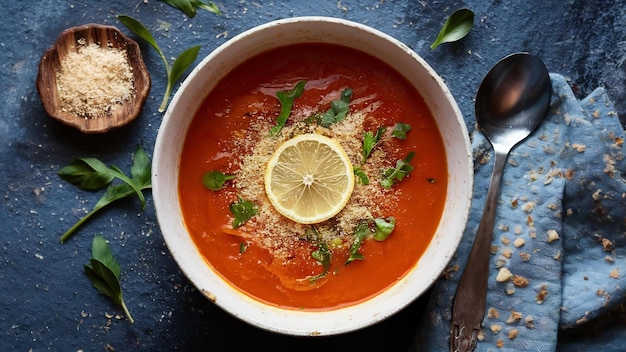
[450,147,508,352]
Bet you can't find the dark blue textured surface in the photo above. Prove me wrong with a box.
[1,1,625,351]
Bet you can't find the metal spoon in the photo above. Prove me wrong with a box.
[450,53,551,352]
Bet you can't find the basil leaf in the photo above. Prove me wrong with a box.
[270,81,306,136]
[230,196,258,228]
[59,147,152,243]
[346,222,370,265]
[380,151,415,189]
[202,171,235,191]
[392,122,412,140]
[117,15,164,57]
[362,127,386,163]
[430,8,475,50]
[84,235,134,323]
[89,235,121,278]
[58,158,115,190]
[321,88,353,126]
[118,15,201,112]
[161,0,221,18]
[85,260,120,298]
[130,146,152,188]
[373,217,396,241]
[170,45,201,87]
[306,226,331,281]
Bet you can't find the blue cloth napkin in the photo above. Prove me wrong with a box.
[414,74,626,351]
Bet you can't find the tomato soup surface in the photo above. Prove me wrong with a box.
[179,43,447,310]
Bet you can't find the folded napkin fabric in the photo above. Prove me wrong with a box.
[414,74,626,351]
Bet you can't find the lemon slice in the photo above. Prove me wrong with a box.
[264,133,355,224]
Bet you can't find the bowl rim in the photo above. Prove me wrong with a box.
[153,16,472,336]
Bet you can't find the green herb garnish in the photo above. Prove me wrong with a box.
[269,80,306,136]
[84,235,134,323]
[161,0,221,18]
[392,122,412,140]
[202,171,235,191]
[239,242,247,254]
[430,8,474,50]
[117,15,201,112]
[230,196,258,228]
[353,167,370,185]
[362,127,386,163]
[373,217,396,241]
[380,151,415,189]
[58,147,152,243]
[346,221,370,264]
[307,226,331,281]
[320,88,353,126]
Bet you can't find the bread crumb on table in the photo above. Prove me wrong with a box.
[496,268,513,282]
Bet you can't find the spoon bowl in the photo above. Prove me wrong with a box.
[475,53,551,149]
[450,52,551,352]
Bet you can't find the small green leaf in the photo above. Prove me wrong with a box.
[58,158,115,190]
[118,15,201,112]
[306,226,331,279]
[90,235,121,278]
[320,88,353,126]
[84,235,134,323]
[392,122,412,140]
[380,151,415,189]
[362,127,386,163]
[373,217,396,241]
[161,0,221,18]
[59,147,152,243]
[117,15,163,57]
[430,8,475,50]
[230,196,258,228]
[130,146,152,188]
[270,81,306,136]
[170,45,201,85]
[346,222,370,265]
[353,167,370,185]
[202,171,235,191]
[239,242,247,253]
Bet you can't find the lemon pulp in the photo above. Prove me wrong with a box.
[264,133,355,224]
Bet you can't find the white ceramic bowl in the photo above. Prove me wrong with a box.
[153,16,472,336]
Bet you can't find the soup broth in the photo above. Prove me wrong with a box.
[178,43,447,310]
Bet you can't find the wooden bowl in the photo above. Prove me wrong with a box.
[36,24,150,133]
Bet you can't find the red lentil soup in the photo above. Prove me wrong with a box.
[178,43,447,310]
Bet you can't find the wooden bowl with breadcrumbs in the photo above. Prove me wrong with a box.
[37,24,150,133]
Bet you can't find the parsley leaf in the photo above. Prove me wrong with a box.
[59,147,152,243]
[392,122,412,140]
[362,127,386,163]
[320,88,353,126]
[380,151,415,189]
[84,235,134,323]
[202,171,235,191]
[373,217,396,241]
[269,81,306,136]
[161,0,221,18]
[230,196,258,228]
